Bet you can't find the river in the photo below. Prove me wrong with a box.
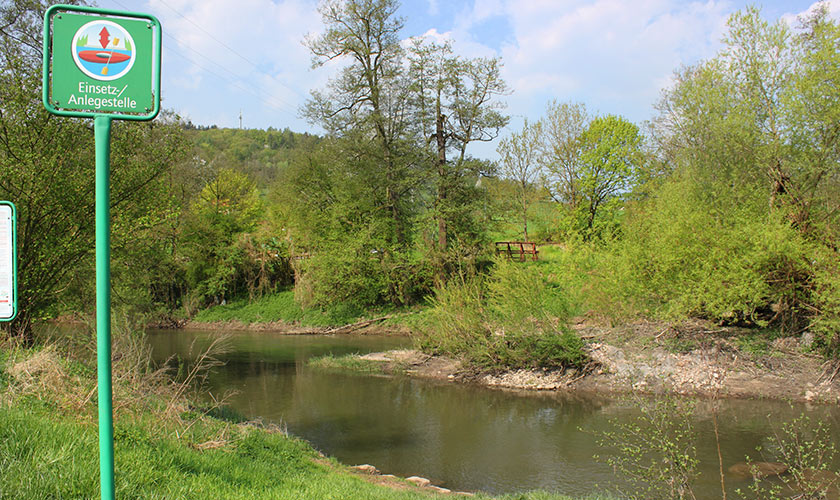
[146,329,840,499]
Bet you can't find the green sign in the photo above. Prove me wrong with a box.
[0,202,16,322]
[43,7,162,500]
[43,5,161,120]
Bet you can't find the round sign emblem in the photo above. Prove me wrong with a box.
[71,20,136,81]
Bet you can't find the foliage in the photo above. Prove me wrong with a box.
[740,414,839,500]
[186,126,320,188]
[301,242,432,310]
[579,177,819,328]
[192,290,367,327]
[418,258,587,371]
[593,397,699,500]
[407,37,508,257]
[574,115,643,239]
[0,0,189,338]
[539,100,591,209]
[304,0,414,246]
[642,5,840,336]
[294,0,510,306]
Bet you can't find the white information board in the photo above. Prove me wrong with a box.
[0,204,14,320]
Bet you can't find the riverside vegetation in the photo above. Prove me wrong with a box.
[3,1,839,367]
[2,0,840,498]
[1,327,607,500]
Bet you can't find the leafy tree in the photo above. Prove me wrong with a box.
[407,38,508,254]
[624,4,840,334]
[655,5,840,238]
[304,0,414,246]
[576,115,643,238]
[0,0,188,340]
[276,136,432,308]
[539,100,590,209]
[497,119,544,242]
[184,169,264,305]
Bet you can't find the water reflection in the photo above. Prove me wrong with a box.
[146,330,840,498]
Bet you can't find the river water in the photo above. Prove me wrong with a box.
[146,329,840,498]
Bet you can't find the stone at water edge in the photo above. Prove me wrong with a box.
[428,485,451,494]
[351,464,379,474]
[727,462,788,479]
[406,476,431,487]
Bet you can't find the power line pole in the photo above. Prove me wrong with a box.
[239,109,242,129]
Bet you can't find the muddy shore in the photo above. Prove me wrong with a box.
[353,320,840,404]
[172,317,840,403]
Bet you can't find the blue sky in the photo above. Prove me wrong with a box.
[98,0,838,159]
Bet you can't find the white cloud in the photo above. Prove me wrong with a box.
[782,0,840,25]
[148,0,322,124]
[441,0,733,126]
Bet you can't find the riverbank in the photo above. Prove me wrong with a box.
[183,290,419,333]
[179,297,840,403]
[0,339,602,499]
[311,319,840,403]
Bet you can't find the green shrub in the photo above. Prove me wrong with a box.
[418,258,587,371]
[811,250,840,356]
[593,397,699,500]
[192,290,365,327]
[570,178,820,332]
[302,243,432,310]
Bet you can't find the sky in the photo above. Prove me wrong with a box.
[97,0,839,159]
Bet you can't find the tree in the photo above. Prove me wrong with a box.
[538,100,590,209]
[654,5,840,238]
[183,169,264,304]
[0,0,188,340]
[497,119,544,242]
[407,38,508,253]
[304,0,414,246]
[639,4,840,333]
[576,115,643,237]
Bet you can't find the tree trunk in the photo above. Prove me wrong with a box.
[522,200,529,242]
[435,90,447,251]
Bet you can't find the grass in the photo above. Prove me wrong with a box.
[0,335,604,500]
[307,353,391,375]
[192,290,366,327]
[0,400,438,500]
[193,290,426,331]
[730,329,785,358]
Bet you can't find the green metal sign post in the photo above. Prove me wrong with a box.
[0,201,16,323]
[43,6,161,500]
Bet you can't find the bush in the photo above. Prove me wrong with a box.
[741,414,839,500]
[811,250,840,357]
[302,242,432,310]
[569,178,821,332]
[593,397,699,500]
[418,258,587,371]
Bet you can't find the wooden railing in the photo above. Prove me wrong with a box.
[494,241,539,261]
